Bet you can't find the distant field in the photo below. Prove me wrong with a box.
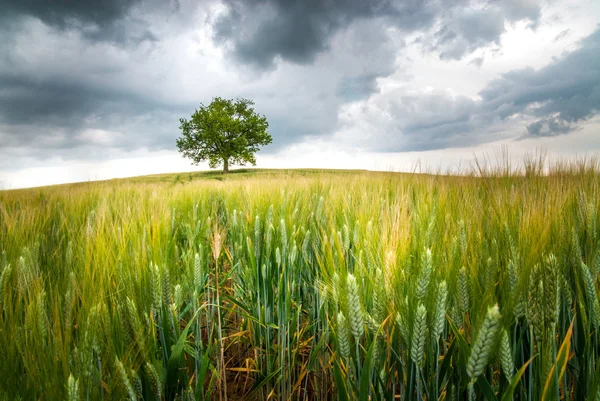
[0,167,599,400]
[6,168,374,189]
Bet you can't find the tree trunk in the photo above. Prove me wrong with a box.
[223,158,229,174]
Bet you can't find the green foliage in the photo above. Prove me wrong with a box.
[176,97,272,173]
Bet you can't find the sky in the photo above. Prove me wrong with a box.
[0,0,599,189]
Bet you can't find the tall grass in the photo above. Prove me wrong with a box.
[0,162,599,400]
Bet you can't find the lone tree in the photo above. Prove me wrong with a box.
[176,97,272,173]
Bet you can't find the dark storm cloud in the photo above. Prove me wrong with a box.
[0,75,114,127]
[0,0,197,158]
[213,0,452,68]
[0,0,168,45]
[0,0,142,27]
[214,0,542,68]
[0,70,185,153]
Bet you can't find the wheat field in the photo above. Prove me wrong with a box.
[0,164,599,400]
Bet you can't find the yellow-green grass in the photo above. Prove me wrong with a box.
[0,166,599,400]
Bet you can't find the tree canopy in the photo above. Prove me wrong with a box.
[176,97,272,173]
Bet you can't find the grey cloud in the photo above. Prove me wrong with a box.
[525,119,544,135]
[0,107,184,172]
[231,17,400,150]
[443,26,599,142]
[0,0,204,158]
[334,20,399,102]
[346,27,600,151]
[433,8,506,60]
[0,75,122,127]
[213,0,455,68]
[0,69,185,154]
[336,89,482,152]
[0,0,174,46]
[429,1,541,60]
[481,28,600,136]
[469,56,485,67]
[524,117,576,138]
[386,91,481,151]
[337,74,381,102]
[554,28,570,42]
[0,0,142,27]
[499,0,541,24]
